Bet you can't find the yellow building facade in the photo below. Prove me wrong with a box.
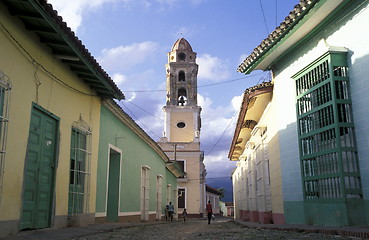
[0,1,123,237]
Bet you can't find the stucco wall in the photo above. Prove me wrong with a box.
[272,1,369,223]
[96,105,177,218]
[0,5,100,220]
[0,2,100,228]
[170,111,195,142]
[165,150,203,215]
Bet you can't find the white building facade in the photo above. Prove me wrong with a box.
[232,0,369,226]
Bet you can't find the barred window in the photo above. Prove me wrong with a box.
[0,71,11,202]
[68,118,91,215]
[294,50,361,201]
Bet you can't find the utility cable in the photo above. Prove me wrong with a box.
[259,0,269,35]
[122,72,264,93]
[120,101,162,139]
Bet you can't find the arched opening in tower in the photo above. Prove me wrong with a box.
[178,88,187,106]
[178,71,185,81]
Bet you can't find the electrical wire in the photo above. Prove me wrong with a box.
[124,100,197,139]
[258,0,269,35]
[205,108,239,155]
[0,22,96,97]
[121,101,162,139]
[122,72,264,93]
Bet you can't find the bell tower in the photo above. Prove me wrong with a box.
[158,38,206,218]
[163,38,201,142]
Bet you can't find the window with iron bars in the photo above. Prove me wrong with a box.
[294,50,362,201]
[0,71,11,204]
[68,120,91,216]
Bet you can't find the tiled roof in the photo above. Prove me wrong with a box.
[2,0,124,100]
[206,184,222,195]
[237,0,318,73]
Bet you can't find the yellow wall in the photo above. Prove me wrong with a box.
[0,6,100,221]
[158,141,204,215]
[177,152,202,214]
[170,111,194,142]
[260,102,284,214]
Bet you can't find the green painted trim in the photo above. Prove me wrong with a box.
[103,99,171,164]
[32,102,60,121]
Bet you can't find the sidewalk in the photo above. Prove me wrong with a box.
[232,219,369,239]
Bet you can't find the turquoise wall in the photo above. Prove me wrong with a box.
[96,104,177,215]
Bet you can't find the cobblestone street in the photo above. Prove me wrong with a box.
[71,218,359,240]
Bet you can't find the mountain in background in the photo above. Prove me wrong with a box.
[206,177,233,202]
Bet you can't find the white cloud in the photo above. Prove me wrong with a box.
[48,0,125,31]
[97,41,159,72]
[198,94,236,141]
[49,0,204,32]
[112,73,127,85]
[231,94,243,111]
[204,150,229,164]
[197,54,231,82]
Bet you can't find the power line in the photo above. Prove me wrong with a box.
[205,108,239,155]
[0,22,96,97]
[123,99,238,156]
[121,101,162,139]
[122,72,264,93]
[258,0,269,35]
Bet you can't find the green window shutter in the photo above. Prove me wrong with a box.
[294,50,362,202]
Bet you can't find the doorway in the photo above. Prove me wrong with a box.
[107,147,121,222]
[20,106,58,230]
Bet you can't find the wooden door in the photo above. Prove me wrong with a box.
[21,107,58,229]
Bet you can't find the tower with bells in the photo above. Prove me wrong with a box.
[158,38,206,218]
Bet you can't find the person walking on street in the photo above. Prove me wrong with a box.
[168,202,174,221]
[165,205,169,221]
[206,200,212,224]
[182,208,188,222]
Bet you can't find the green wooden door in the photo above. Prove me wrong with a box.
[107,150,120,222]
[21,107,58,230]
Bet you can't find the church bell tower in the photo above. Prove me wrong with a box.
[163,38,201,142]
[158,38,206,218]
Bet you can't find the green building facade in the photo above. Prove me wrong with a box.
[96,100,183,222]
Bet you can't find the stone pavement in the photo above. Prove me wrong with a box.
[232,219,369,239]
[1,217,369,240]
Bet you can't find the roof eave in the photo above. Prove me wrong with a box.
[228,83,273,161]
[238,0,347,74]
[4,0,124,100]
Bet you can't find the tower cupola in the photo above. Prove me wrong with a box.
[165,38,198,107]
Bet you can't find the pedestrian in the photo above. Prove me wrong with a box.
[182,208,187,222]
[206,200,212,224]
[165,204,169,221]
[168,202,174,221]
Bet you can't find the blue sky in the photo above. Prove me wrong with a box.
[49,0,299,201]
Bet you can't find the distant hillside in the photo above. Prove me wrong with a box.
[206,177,233,202]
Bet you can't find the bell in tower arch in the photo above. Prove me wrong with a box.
[178,88,187,106]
